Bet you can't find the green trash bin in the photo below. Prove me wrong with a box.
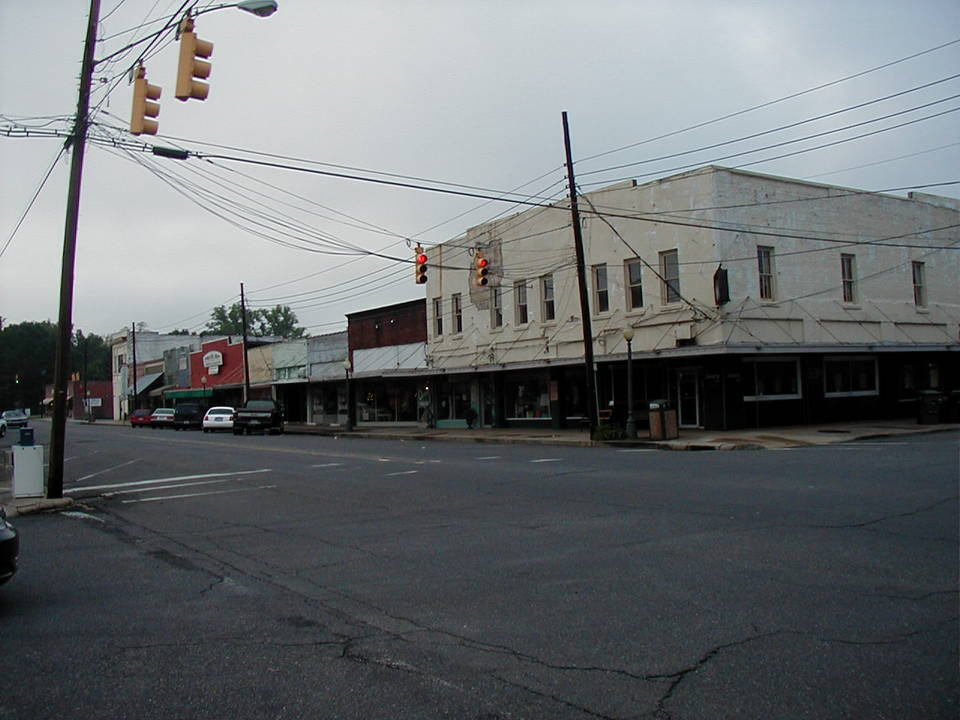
[917,390,944,425]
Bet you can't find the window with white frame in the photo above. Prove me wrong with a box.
[592,263,609,314]
[452,293,463,334]
[625,258,643,310]
[912,261,926,307]
[660,249,681,304]
[514,280,529,325]
[541,274,555,321]
[841,253,857,303]
[824,356,878,397]
[742,358,801,401]
[491,287,503,328]
[433,297,443,336]
[757,246,775,300]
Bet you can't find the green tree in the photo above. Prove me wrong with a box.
[205,303,304,338]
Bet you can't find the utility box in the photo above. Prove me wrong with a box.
[13,444,44,498]
[648,401,679,440]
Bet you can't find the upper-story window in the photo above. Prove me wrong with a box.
[541,274,555,322]
[514,281,529,325]
[451,293,463,333]
[841,253,857,303]
[757,246,775,300]
[912,261,926,307]
[592,263,609,314]
[491,287,503,329]
[659,249,681,304]
[433,297,443,336]
[625,259,643,311]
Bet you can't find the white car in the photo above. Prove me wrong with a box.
[202,406,235,433]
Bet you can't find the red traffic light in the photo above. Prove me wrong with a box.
[415,246,428,284]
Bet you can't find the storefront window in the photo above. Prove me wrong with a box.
[355,379,419,422]
[824,357,878,397]
[505,374,551,419]
[743,359,801,401]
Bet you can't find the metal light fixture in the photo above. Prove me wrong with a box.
[622,327,636,439]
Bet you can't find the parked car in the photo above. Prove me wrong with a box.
[0,416,6,438]
[1,410,29,428]
[0,507,19,585]
[129,408,153,428]
[233,399,284,435]
[202,406,235,433]
[173,403,204,430]
[149,408,175,428]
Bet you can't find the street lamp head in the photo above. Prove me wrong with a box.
[236,0,278,16]
[343,358,352,372]
[622,327,634,342]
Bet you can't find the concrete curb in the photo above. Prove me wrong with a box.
[3,497,74,518]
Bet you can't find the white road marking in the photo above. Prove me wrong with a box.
[311,462,345,468]
[75,459,140,482]
[66,468,271,494]
[121,485,276,504]
[61,511,104,522]
[110,478,234,495]
[530,458,562,463]
[476,456,501,460]
[386,470,418,476]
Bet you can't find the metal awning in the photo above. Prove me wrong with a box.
[132,372,164,396]
[164,388,209,399]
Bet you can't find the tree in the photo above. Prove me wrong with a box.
[205,303,304,338]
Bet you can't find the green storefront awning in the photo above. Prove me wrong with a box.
[164,389,209,399]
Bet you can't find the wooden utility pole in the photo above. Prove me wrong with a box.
[48,0,101,499]
[240,283,252,403]
[130,322,138,414]
[561,111,599,436]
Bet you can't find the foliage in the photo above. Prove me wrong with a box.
[591,422,625,442]
[0,321,110,410]
[205,302,305,338]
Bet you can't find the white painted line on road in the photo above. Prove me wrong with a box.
[75,459,140,482]
[66,468,271,494]
[476,456,501,460]
[110,478,234,495]
[530,458,562,463]
[311,463,345,468]
[62,511,105,523]
[385,470,418,476]
[121,484,277,504]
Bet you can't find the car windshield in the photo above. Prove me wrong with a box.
[4,410,25,418]
[208,408,233,415]
[246,401,275,410]
[153,409,173,415]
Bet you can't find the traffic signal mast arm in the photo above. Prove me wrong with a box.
[175,16,214,101]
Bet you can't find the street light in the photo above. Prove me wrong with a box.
[623,327,636,439]
[343,358,353,432]
[47,0,280,499]
[196,1,279,17]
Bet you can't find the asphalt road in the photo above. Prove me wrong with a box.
[2,422,958,719]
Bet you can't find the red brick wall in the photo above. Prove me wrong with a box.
[190,337,246,388]
[348,300,426,356]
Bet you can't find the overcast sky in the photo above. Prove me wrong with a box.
[2,0,958,339]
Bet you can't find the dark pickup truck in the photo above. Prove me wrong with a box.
[232,399,284,435]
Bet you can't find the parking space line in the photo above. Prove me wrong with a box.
[476,456,501,460]
[75,459,141,483]
[311,463,345,468]
[110,478,234,495]
[530,458,562,463]
[385,470,418,477]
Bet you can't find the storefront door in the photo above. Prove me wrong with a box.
[677,369,700,427]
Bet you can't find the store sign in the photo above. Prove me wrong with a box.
[202,351,223,369]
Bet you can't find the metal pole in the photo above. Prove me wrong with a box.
[625,338,637,439]
[48,0,101,499]
[344,368,353,432]
[561,111,599,436]
[130,322,138,414]
[240,283,252,403]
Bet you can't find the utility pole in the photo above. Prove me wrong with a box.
[561,111,599,436]
[130,322,138,414]
[48,0,101,499]
[240,283,252,403]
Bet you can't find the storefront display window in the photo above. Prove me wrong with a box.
[355,379,419,423]
[505,374,550,419]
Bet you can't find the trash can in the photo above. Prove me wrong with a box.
[917,390,944,425]
[648,400,679,440]
[18,427,34,446]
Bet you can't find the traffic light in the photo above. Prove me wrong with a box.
[474,252,489,286]
[175,16,214,101]
[130,65,161,136]
[415,246,428,284]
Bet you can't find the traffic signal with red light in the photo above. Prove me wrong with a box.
[130,65,161,136]
[175,16,214,101]
[415,246,428,284]
[474,252,489,286]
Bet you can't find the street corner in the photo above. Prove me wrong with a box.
[4,497,74,518]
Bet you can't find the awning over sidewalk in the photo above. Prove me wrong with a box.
[164,388,208,399]
[132,372,163,396]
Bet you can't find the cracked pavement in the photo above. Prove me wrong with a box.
[2,425,957,719]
